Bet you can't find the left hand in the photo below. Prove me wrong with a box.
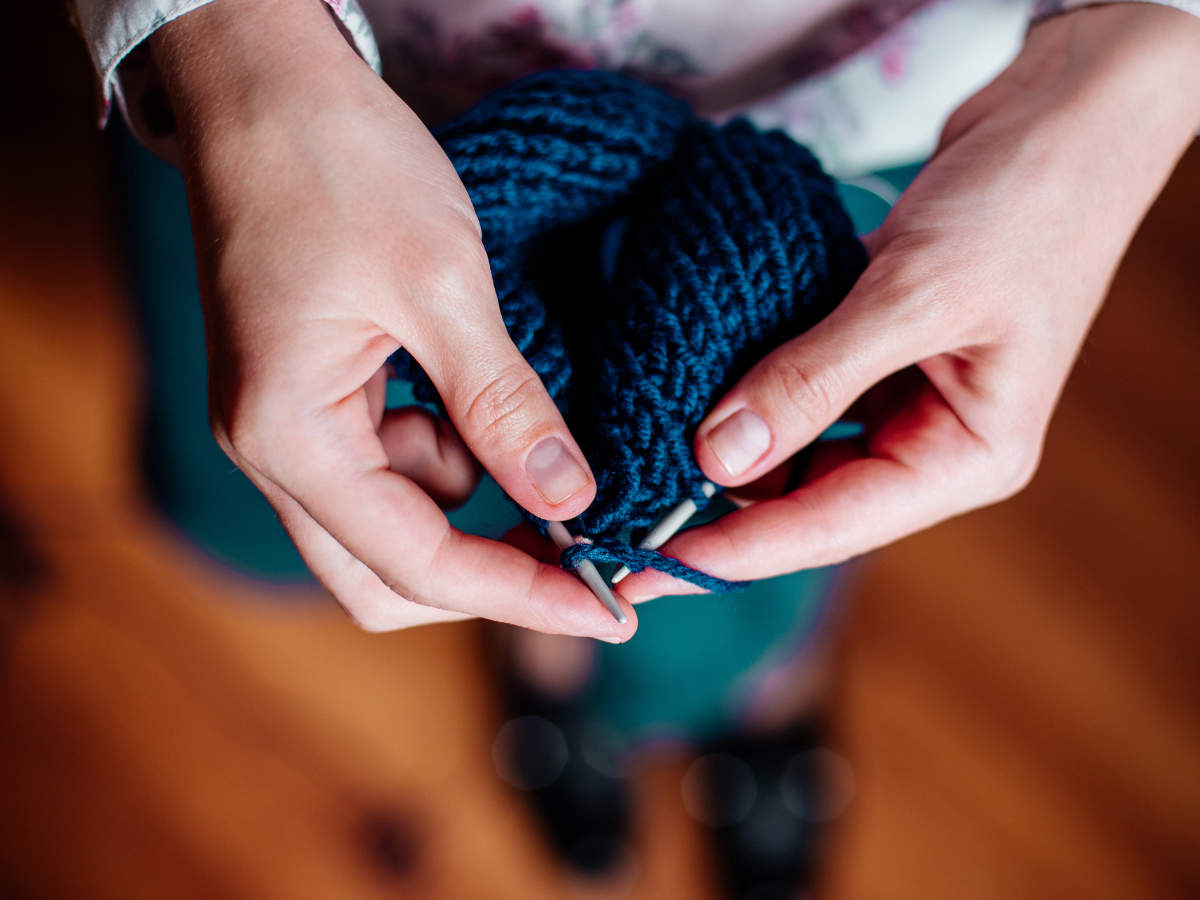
[620,4,1200,601]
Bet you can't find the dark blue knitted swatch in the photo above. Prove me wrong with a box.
[392,69,867,590]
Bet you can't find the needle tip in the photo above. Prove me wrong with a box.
[547,522,627,624]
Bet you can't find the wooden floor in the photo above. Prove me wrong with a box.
[2,8,1197,899]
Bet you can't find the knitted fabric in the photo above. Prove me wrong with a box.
[392,70,867,590]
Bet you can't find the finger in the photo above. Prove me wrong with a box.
[693,270,950,488]
[408,307,597,522]
[624,380,988,601]
[378,406,481,508]
[276,395,634,639]
[244,459,471,632]
[724,458,796,506]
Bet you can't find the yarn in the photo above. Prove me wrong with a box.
[392,69,867,590]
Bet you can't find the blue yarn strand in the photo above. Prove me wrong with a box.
[391,69,868,589]
[560,540,750,594]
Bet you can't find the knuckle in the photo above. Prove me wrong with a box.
[209,418,238,463]
[334,577,411,634]
[859,241,971,336]
[763,355,838,434]
[321,563,421,634]
[988,437,1041,502]
[435,180,485,242]
[424,236,492,303]
[343,605,398,634]
[460,364,546,444]
[219,402,270,469]
[859,234,937,297]
[211,383,300,477]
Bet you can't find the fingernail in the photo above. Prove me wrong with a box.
[526,436,590,504]
[705,408,771,476]
[597,635,624,645]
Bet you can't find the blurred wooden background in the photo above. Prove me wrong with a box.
[1,6,1197,898]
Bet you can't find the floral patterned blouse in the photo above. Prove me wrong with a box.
[73,0,1198,175]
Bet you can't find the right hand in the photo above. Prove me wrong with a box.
[151,0,635,638]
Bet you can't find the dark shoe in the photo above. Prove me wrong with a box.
[685,720,852,900]
[490,639,632,878]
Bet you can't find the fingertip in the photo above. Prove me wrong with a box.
[540,481,598,522]
[694,429,738,488]
[614,589,638,629]
[582,603,638,644]
[520,434,596,519]
[596,595,639,642]
[694,405,774,487]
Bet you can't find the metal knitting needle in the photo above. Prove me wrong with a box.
[547,520,628,624]
[608,423,866,585]
[611,481,717,584]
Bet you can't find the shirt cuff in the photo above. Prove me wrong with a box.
[71,0,382,127]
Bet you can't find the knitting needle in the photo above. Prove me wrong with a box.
[547,520,628,624]
[611,481,717,584]
[610,421,867,584]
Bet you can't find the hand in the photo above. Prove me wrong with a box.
[152,0,635,638]
[621,5,1200,601]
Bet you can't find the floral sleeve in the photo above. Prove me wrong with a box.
[73,0,1197,166]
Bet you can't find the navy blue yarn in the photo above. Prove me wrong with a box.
[391,69,867,591]
[559,540,748,593]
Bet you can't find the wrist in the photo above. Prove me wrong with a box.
[150,0,372,146]
[1014,5,1200,170]
[940,4,1200,239]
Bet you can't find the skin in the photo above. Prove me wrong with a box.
[152,0,1200,628]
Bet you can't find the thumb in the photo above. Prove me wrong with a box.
[411,313,596,522]
[694,295,924,487]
